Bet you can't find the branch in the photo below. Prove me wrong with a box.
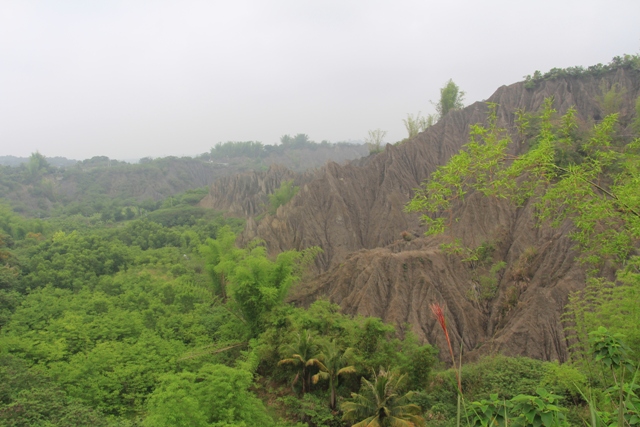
[178,342,248,361]
[212,295,247,325]
[550,163,640,219]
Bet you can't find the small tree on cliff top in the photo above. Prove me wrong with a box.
[365,129,387,154]
[433,79,465,119]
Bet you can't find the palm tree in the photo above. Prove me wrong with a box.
[278,329,318,394]
[309,340,356,410]
[341,368,425,427]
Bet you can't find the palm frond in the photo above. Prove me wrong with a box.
[341,368,425,427]
[312,371,330,384]
[306,357,325,369]
[277,354,303,366]
[338,366,357,376]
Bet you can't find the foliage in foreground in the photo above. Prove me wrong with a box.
[405,69,640,426]
[406,93,640,346]
[143,364,275,427]
[341,368,425,427]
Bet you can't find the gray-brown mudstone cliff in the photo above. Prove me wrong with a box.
[200,68,640,363]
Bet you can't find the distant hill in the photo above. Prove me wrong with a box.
[0,143,368,218]
[0,155,78,167]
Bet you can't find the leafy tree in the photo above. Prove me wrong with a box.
[199,226,243,300]
[292,133,311,147]
[112,219,183,250]
[341,368,425,427]
[406,99,639,264]
[434,79,465,119]
[395,332,438,391]
[281,133,313,148]
[210,141,265,158]
[423,113,437,129]
[402,113,432,139]
[0,201,44,239]
[403,114,422,139]
[229,245,319,335]
[0,253,220,417]
[19,229,135,292]
[143,364,275,427]
[354,317,398,373]
[200,229,320,336]
[0,355,114,427]
[406,97,640,369]
[310,339,356,409]
[25,151,50,182]
[597,81,627,116]
[365,129,387,154]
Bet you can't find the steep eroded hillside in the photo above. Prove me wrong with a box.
[202,67,640,362]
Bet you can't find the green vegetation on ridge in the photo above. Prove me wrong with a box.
[407,80,640,425]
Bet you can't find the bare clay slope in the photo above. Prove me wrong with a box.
[199,164,308,217]
[203,69,639,361]
[206,69,638,268]
[294,193,586,363]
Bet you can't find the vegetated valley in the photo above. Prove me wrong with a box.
[1,56,640,427]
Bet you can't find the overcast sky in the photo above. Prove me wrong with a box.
[1,1,639,160]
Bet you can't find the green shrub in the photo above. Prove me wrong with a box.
[539,361,586,402]
[424,356,548,420]
[268,180,299,215]
[278,393,343,427]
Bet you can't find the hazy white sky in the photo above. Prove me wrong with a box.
[1,0,639,160]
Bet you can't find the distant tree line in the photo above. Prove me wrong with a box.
[0,155,78,168]
[209,134,358,159]
[524,54,640,89]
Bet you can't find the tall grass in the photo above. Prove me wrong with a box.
[427,311,640,426]
[431,302,466,426]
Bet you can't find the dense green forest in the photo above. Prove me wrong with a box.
[0,198,437,426]
[2,62,640,426]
